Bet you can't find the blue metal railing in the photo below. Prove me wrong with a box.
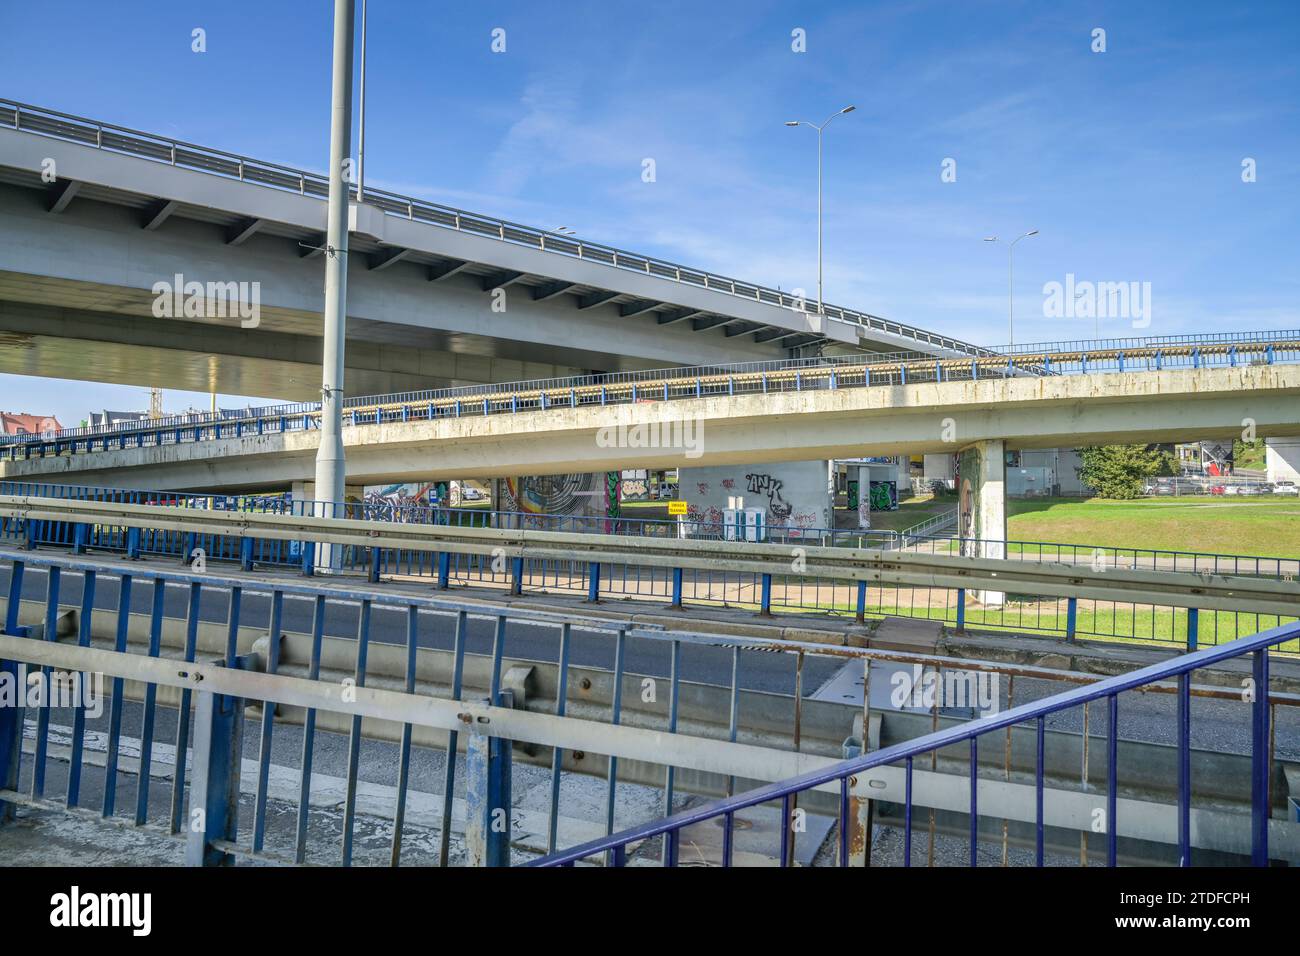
[1,329,1296,461]
[533,618,1299,867]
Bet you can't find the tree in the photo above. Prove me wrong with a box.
[1075,445,1176,499]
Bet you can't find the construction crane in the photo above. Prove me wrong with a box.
[148,387,163,420]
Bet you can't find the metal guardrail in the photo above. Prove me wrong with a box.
[0,97,989,357]
[985,328,1300,357]
[3,486,1298,648]
[533,617,1300,867]
[1,330,1296,458]
[2,494,1298,623]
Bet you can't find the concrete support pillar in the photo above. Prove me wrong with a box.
[957,439,1007,606]
[1265,437,1300,484]
[923,453,955,480]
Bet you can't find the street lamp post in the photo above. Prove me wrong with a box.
[983,230,1038,347]
[357,0,367,202]
[313,0,356,567]
[785,105,855,315]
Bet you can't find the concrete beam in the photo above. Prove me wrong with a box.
[693,316,733,332]
[299,233,327,258]
[619,299,660,318]
[140,199,179,231]
[754,326,801,343]
[577,290,618,311]
[368,247,413,271]
[46,180,80,214]
[224,217,266,246]
[427,258,469,281]
[531,280,576,301]
[724,321,762,338]
[658,308,705,325]
[480,270,525,292]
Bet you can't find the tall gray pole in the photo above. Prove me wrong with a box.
[816,128,823,314]
[357,0,366,202]
[1007,244,1014,347]
[314,0,355,543]
[785,107,853,319]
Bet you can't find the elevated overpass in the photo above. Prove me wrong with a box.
[0,99,985,399]
[2,333,1297,492]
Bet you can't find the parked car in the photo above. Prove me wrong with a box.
[1274,481,1299,496]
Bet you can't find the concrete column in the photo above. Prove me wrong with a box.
[1265,438,1300,484]
[923,454,955,480]
[957,439,1007,606]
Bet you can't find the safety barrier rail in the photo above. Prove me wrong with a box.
[534,617,1300,867]
[0,97,987,356]
[1,330,1295,460]
[1,494,1297,652]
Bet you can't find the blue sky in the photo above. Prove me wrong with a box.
[2,0,1297,424]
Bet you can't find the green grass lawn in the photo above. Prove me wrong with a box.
[1004,496,1300,558]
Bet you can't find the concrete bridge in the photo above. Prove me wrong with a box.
[0,99,981,401]
[4,362,1295,493]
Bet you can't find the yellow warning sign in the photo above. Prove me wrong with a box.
[667,500,688,516]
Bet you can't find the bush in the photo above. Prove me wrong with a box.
[1075,445,1176,499]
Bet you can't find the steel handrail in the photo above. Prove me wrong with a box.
[531,616,1299,866]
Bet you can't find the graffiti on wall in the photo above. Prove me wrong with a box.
[745,472,794,523]
[502,474,599,515]
[957,447,981,558]
[363,482,438,520]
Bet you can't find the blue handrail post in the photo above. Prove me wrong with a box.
[464,699,513,867]
[1186,607,1199,652]
[185,686,240,866]
[368,547,381,583]
[72,522,88,555]
[511,557,524,596]
[855,580,867,624]
[182,532,196,567]
[125,526,141,561]
[24,519,36,551]
[760,573,772,616]
[1066,597,1078,643]
[955,588,966,632]
[437,552,450,589]
[670,567,683,609]
[587,561,601,603]
[301,541,315,576]
[0,658,20,823]
[1250,649,1270,866]
[239,537,254,572]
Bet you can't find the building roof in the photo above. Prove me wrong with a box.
[0,411,64,436]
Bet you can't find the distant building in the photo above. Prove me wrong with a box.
[87,410,150,429]
[1,411,63,436]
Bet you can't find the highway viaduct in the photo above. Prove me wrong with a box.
[4,363,1296,493]
[0,100,981,401]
